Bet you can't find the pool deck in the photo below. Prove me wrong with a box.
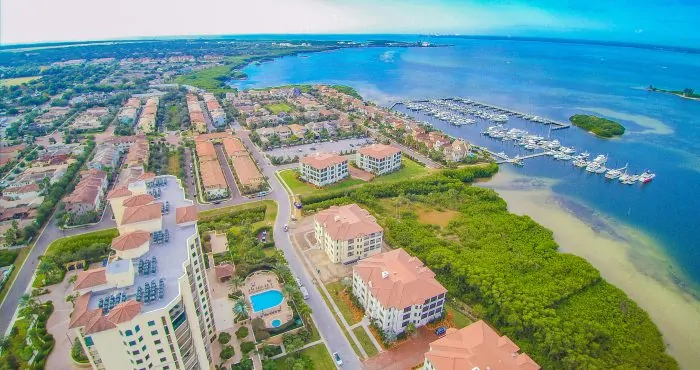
[243,271,293,328]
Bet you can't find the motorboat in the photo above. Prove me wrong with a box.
[639,171,656,183]
[605,168,623,179]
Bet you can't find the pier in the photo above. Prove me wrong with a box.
[392,98,572,129]
[479,147,549,165]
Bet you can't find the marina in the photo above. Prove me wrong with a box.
[392,98,655,186]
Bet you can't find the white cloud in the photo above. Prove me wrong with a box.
[1,0,601,44]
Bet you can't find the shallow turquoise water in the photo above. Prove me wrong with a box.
[250,290,283,312]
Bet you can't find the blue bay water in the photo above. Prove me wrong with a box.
[233,38,700,290]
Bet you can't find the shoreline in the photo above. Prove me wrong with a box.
[479,167,700,368]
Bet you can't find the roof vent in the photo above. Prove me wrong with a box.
[381,271,389,279]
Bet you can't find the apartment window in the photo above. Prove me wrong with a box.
[85,336,94,346]
[151,330,158,336]
[148,321,156,327]
[129,341,137,346]
[135,325,141,333]
[138,336,144,342]
[136,359,143,365]
[160,357,167,363]
[125,330,133,336]
[133,350,140,355]
[142,345,147,351]
[154,340,162,345]
[145,354,150,361]
[157,348,165,354]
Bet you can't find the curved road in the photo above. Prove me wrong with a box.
[0,130,362,369]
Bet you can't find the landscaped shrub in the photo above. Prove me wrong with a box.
[235,326,249,339]
[231,358,254,370]
[0,249,19,267]
[220,345,234,360]
[262,344,283,358]
[217,332,231,345]
[240,341,255,354]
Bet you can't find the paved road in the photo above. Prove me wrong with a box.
[0,209,117,335]
[1,129,363,368]
[248,132,363,369]
[214,144,240,199]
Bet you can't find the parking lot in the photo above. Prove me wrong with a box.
[265,137,373,160]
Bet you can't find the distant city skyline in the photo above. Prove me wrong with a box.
[2,0,699,47]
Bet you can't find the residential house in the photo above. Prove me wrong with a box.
[443,139,471,162]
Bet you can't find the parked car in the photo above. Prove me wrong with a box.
[300,286,310,300]
[333,352,343,366]
[284,224,289,232]
[435,326,447,336]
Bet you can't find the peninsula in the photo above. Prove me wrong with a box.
[570,114,626,138]
[648,85,700,101]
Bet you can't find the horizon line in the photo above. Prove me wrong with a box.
[1,33,699,55]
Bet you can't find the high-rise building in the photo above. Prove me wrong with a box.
[71,175,215,370]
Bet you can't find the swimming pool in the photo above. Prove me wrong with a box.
[249,290,283,313]
[271,319,281,328]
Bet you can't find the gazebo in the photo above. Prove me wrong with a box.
[214,263,235,282]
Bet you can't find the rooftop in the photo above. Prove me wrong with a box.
[121,203,162,224]
[315,204,383,241]
[425,321,540,370]
[358,143,401,159]
[301,152,347,169]
[83,176,197,317]
[354,248,447,309]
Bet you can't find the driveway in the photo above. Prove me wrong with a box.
[363,327,435,370]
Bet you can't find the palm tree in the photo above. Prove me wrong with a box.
[228,275,244,293]
[19,293,39,316]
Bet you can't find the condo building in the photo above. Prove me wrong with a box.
[314,204,383,264]
[71,175,215,370]
[356,144,402,175]
[299,152,348,187]
[353,249,447,335]
[423,321,540,370]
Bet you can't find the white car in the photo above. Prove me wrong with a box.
[332,352,343,366]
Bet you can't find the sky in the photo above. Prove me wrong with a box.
[2,0,699,47]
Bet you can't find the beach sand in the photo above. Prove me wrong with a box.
[480,168,700,368]
[577,107,674,135]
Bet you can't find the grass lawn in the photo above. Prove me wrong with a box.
[265,103,294,115]
[317,284,362,358]
[0,246,30,304]
[277,169,365,197]
[273,343,335,369]
[353,327,379,357]
[325,281,363,325]
[371,158,431,184]
[447,303,472,329]
[0,76,41,86]
[199,200,277,222]
[167,151,180,177]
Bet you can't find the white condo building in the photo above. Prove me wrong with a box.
[299,152,348,187]
[356,144,402,175]
[70,175,215,370]
[353,249,447,335]
[314,204,383,264]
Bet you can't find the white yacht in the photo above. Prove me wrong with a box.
[639,171,656,183]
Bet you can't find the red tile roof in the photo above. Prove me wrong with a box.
[175,205,198,224]
[74,268,107,290]
[214,263,235,280]
[107,186,132,199]
[122,194,155,207]
[121,203,162,225]
[315,204,383,241]
[112,230,151,251]
[69,293,101,329]
[301,152,347,169]
[84,314,117,335]
[358,144,401,159]
[106,300,142,324]
[354,248,446,309]
[425,321,540,370]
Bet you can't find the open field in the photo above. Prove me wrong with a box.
[416,207,459,227]
[353,327,379,358]
[173,65,233,91]
[278,157,431,198]
[446,303,472,329]
[0,76,41,86]
[264,103,294,114]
